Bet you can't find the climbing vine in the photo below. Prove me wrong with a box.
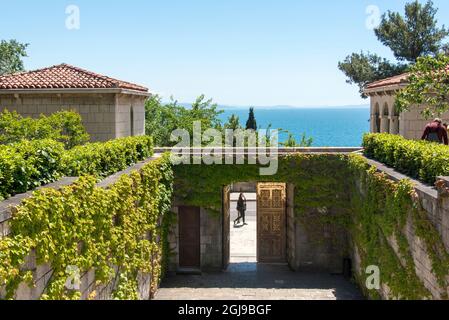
[0,154,173,300]
[347,154,449,299]
[174,154,449,300]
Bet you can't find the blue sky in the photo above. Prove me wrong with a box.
[1,0,448,107]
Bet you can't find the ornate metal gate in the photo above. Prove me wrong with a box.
[257,183,287,263]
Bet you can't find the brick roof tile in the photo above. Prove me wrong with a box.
[0,64,148,92]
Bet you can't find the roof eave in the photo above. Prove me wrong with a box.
[0,88,151,97]
[364,83,407,96]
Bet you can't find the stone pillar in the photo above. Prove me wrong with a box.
[370,115,378,133]
[389,116,400,134]
[380,116,389,133]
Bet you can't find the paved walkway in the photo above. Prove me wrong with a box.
[230,195,257,263]
[155,194,363,300]
[155,263,364,300]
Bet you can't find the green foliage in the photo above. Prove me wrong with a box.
[375,0,449,63]
[338,52,407,98]
[280,133,313,147]
[145,95,223,147]
[363,133,449,184]
[0,110,90,149]
[0,154,174,300]
[223,114,242,130]
[0,136,154,201]
[63,136,154,177]
[174,155,352,224]
[0,40,28,75]
[395,54,449,118]
[245,107,257,130]
[347,154,449,299]
[0,139,65,200]
[339,0,448,97]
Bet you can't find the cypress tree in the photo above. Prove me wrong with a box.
[246,107,257,130]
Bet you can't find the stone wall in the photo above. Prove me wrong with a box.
[0,157,161,300]
[294,211,348,274]
[169,186,349,274]
[369,93,449,140]
[0,92,146,142]
[168,207,222,272]
[115,94,146,138]
[351,158,449,299]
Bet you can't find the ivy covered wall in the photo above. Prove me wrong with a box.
[172,154,449,300]
[0,154,174,300]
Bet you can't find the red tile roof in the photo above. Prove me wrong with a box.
[365,73,409,90]
[0,64,148,92]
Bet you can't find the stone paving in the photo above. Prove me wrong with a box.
[155,262,364,300]
[155,194,364,300]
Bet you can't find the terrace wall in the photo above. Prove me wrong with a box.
[351,158,449,299]
[0,156,162,300]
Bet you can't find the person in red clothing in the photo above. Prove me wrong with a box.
[421,118,449,145]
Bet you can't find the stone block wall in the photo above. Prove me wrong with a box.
[116,94,146,138]
[369,93,449,140]
[168,207,223,272]
[294,213,348,273]
[352,158,449,299]
[0,92,147,142]
[0,157,161,300]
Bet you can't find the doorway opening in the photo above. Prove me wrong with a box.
[230,187,257,263]
[222,182,288,271]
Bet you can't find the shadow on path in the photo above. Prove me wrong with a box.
[155,263,364,300]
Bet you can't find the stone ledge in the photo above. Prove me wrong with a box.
[364,157,438,200]
[0,177,79,224]
[96,154,162,189]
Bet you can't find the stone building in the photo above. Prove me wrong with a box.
[0,64,150,142]
[365,72,449,140]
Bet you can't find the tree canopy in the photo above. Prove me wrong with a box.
[338,52,407,98]
[144,95,223,147]
[395,54,449,119]
[339,1,448,98]
[245,107,257,130]
[375,0,449,63]
[0,40,28,75]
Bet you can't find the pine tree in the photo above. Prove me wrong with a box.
[245,108,257,130]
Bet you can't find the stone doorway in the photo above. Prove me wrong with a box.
[222,182,289,270]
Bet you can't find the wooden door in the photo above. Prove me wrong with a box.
[257,183,287,263]
[179,206,200,269]
[222,185,231,270]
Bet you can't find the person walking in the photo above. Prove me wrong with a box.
[421,118,448,145]
[234,193,247,226]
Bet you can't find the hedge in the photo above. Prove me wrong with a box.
[0,110,90,149]
[0,139,65,200]
[0,136,154,201]
[62,136,154,177]
[363,133,449,184]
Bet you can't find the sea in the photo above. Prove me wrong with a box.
[219,107,370,147]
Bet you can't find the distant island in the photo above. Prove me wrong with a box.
[179,103,369,110]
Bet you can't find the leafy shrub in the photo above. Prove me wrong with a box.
[0,139,65,200]
[0,110,90,149]
[0,136,154,201]
[363,133,449,184]
[62,136,154,177]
